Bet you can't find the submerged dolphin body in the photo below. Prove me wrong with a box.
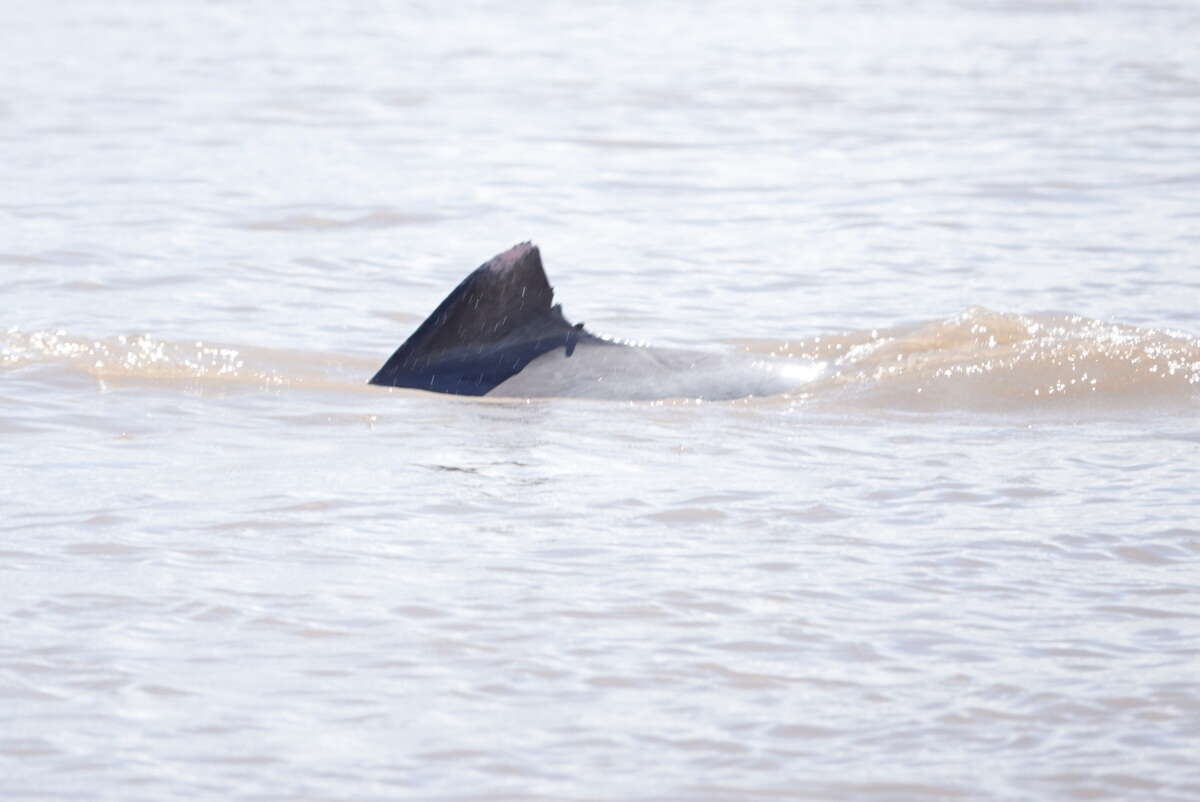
[370,242,804,400]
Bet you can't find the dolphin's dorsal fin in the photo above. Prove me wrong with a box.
[370,242,603,395]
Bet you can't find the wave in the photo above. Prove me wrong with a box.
[5,308,1199,412]
[741,308,1200,412]
[0,329,375,393]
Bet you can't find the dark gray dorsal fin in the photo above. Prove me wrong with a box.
[369,242,604,395]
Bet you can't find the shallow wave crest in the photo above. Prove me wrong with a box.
[748,308,1200,412]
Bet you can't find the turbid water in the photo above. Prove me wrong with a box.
[3,1,1200,800]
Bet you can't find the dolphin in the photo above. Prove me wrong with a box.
[369,242,807,400]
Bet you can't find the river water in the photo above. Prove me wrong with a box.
[3,2,1200,800]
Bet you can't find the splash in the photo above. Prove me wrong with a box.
[766,309,1200,412]
[0,328,369,392]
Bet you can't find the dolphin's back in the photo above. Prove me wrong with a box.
[369,242,602,395]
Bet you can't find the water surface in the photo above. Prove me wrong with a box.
[3,1,1200,800]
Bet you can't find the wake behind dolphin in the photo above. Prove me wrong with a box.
[369,242,807,400]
